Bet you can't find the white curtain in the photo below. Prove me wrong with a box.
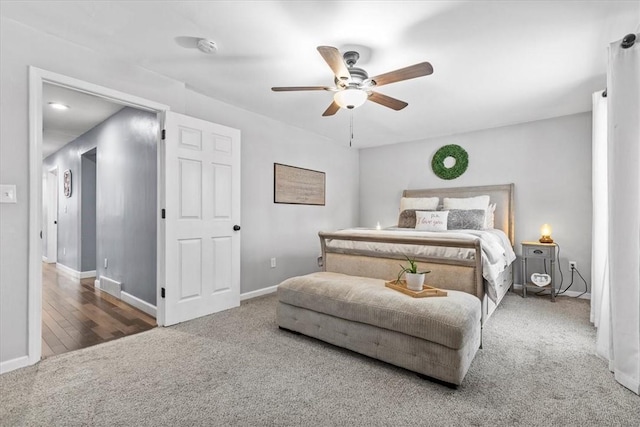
[590,91,612,365]
[591,34,640,395]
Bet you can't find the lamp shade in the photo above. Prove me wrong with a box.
[334,88,367,109]
[539,223,553,243]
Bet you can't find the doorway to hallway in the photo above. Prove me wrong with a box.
[41,263,155,358]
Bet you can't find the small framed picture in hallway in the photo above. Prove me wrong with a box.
[63,169,72,198]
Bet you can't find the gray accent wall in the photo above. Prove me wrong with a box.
[96,108,158,305]
[359,113,593,292]
[43,107,158,305]
[42,144,83,270]
[80,149,97,272]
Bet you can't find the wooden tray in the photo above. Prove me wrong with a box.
[385,280,448,298]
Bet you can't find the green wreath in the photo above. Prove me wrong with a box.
[431,144,468,180]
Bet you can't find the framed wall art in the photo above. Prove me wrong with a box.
[63,169,72,198]
[274,163,325,206]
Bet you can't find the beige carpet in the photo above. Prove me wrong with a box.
[1,292,637,426]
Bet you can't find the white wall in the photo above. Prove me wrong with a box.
[0,18,358,366]
[359,113,593,291]
[185,91,358,293]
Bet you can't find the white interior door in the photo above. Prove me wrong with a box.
[46,168,58,263]
[161,112,241,326]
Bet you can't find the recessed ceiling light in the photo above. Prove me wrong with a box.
[48,102,70,110]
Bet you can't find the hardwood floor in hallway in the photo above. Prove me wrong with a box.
[41,263,156,358]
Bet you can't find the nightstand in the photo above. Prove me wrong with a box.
[521,241,558,302]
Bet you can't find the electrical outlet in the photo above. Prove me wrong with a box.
[270,257,276,268]
[569,261,577,270]
[104,258,108,269]
[63,247,66,255]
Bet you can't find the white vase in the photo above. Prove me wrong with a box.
[405,273,425,291]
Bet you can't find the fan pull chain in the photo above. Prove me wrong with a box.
[349,112,354,147]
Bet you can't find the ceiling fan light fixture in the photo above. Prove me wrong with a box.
[334,88,367,109]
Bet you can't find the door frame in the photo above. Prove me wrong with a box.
[45,166,58,264]
[28,67,170,365]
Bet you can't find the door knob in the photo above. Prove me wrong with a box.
[233,225,241,231]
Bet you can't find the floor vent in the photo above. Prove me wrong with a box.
[97,276,122,298]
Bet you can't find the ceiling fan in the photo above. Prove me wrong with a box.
[272,46,433,116]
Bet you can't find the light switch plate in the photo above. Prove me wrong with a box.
[0,185,17,203]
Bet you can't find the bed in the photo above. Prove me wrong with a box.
[318,184,516,325]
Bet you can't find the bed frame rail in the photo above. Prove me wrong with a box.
[319,231,484,301]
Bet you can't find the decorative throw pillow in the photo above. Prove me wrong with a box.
[400,197,439,212]
[415,210,449,231]
[447,209,486,230]
[398,209,419,228]
[443,195,493,229]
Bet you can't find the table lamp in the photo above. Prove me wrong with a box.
[539,223,554,243]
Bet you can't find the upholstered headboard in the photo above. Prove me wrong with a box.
[402,183,515,246]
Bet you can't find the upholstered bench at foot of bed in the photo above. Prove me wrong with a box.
[276,272,481,386]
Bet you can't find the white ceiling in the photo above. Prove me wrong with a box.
[4,1,638,149]
[42,84,124,158]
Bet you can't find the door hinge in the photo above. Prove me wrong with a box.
[161,129,166,140]
[161,287,165,298]
[161,208,165,219]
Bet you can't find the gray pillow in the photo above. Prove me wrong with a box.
[398,209,418,228]
[447,209,486,230]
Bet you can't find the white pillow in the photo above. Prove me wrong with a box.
[485,203,496,229]
[400,197,439,212]
[415,210,449,231]
[442,195,490,211]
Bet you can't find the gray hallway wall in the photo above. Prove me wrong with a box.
[80,149,97,272]
[96,108,158,305]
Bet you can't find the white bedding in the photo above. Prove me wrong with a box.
[325,228,516,302]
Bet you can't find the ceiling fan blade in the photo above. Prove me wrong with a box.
[368,92,408,110]
[317,46,350,82]
[271,86,331,92]
[369,62,433,87]
[322,101,341,117]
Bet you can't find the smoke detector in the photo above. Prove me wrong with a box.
[197,39,217,54]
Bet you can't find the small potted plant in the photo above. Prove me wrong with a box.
[397,255,431,291]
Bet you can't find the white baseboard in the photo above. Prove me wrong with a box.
[513,284,591,300]
[96,276,121,298]
[42,255,48,262]
[615,371,640,395]
[94,278,156,318]
[55,263,96,279]
[80,270,96,279]
[55,262,78,277]
[0,355,30,374]
[120,291,157,317]
[240,285,278,301]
